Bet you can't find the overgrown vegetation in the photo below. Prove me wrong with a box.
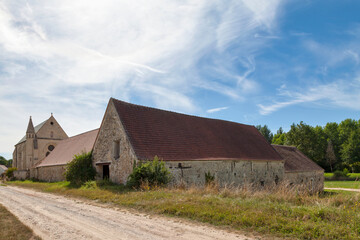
[7,180,360,240]
[0,203,41,240]
[204,171,215,185]
[5,167,17,180]
[65,151,96,186]
[257,118,360,172]
[127,156,171,188]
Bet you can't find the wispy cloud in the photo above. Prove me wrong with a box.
[206,106,229,113]
[0,0,284,155]
[258,78,360,115]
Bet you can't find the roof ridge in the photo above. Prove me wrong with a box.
[111,98,253,128]
[67,128,99,139]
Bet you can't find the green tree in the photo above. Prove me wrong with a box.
[65,151,96,186]
[340,128,360,165]
[272,127,286,145]
[256,125,273,143]
[325,140,337,172]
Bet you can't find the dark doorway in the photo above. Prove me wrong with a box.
[103,165,109,179]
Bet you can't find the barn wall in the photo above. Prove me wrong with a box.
[36,165,66,182]
[92,101,138,184]
[284,171,324,193]
[13,170,29,180]
[165,160,285,187]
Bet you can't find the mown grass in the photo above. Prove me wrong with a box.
[324,173,360,179]
[0,203,41,240]
[7,180,360,240]
[325,181,360,189]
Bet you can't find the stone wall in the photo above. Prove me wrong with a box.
[165,160,285,187]
[36,165,66,182]
[284,171,324,193]
[92,102,138,184]
[13,170,29,180]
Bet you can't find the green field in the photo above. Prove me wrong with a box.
[6,180,360,240]
[325,181,360,189]
[324,173,360,179]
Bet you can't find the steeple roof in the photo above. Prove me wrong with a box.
[26,116,35,133]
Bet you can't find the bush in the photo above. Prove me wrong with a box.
[332,169,350,180]
[5,167,17,180]
[350,162,360,173]
[127,156,171,189]
[205,171,215,185]
[65,151,96,186]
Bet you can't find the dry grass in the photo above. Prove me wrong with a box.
[0,203,40,240]
[7,180,360,240]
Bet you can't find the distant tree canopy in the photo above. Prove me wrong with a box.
[256,119,360,172]
[256,125,273,143]
[0,156,12,167]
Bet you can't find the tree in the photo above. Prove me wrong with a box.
[340,128,360,166]
[325,140,337,172]
[65,151,96,186]
[272,127,286,145]
[256,125,273,143]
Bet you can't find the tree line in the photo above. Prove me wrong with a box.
[256,119,360,172]
[0,156,12,167]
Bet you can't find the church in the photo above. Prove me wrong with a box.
[13,98,324,192]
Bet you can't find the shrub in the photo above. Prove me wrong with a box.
[205,171,215,185]
[350,162,360,173]
[332,169,350,180]
[65,151,96,186]
[5,167,17,180]
[127,156,171,189]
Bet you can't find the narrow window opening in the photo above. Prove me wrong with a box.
[113,140,120,159]
[50,131,54,138]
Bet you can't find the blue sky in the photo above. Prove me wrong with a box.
[1,0,360,159]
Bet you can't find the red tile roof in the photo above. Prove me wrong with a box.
[272,145,324,172]
[36,129,99,167]
[112,98,282,161]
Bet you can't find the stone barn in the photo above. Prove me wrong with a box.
[272,145,324,192]
[92,98,285,186]
[35,129,98,182]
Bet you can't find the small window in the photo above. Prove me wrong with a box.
[48,145,55,151]
[50,122,54,125]
[113,140,120,159]
[50,131,54,138]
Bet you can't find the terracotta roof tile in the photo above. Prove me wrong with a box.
[112,98,282,161]
[37,129,98,167]
[272,144,324,172]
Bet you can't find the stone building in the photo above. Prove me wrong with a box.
[272,145,324,192]
[12,115,68,179]
[92,98,285,186]
[0,165,7,176]
[35,129,98,182]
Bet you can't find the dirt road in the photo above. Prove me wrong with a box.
[0,186,253,240]
[325,187,360,192]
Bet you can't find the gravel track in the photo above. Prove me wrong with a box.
[0,186,253,240]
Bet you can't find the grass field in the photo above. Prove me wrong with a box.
[6,180,360,240]
[324,173,360,179]
[325,181,360,189]
[0,203,40,240]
